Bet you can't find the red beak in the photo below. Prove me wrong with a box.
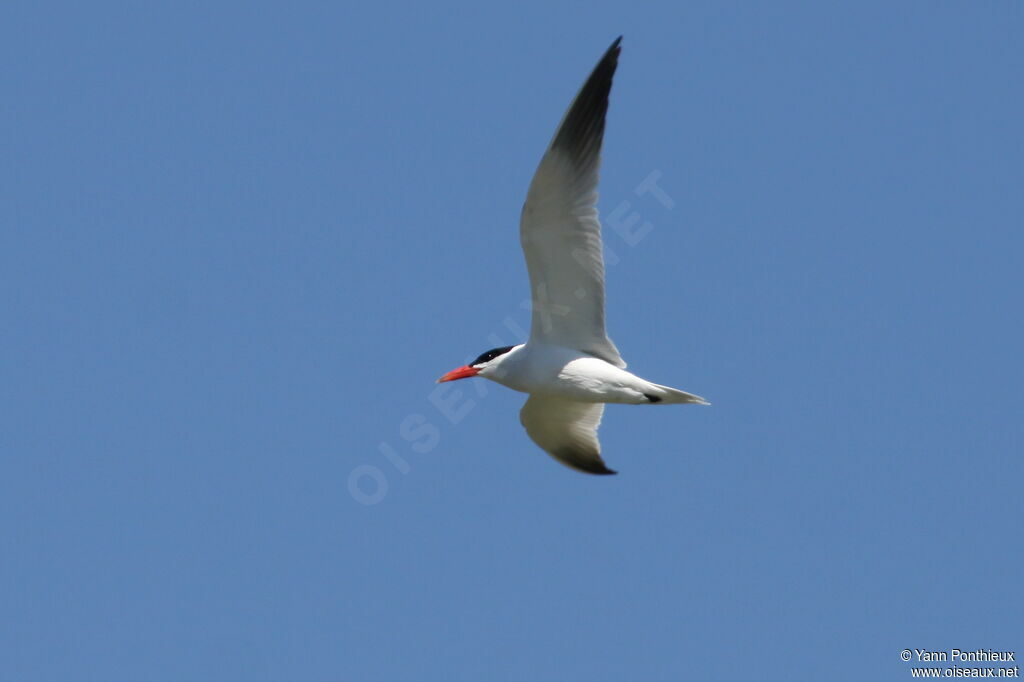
[437,365,479,383]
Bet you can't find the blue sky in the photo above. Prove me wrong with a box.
[2,2,1022,680]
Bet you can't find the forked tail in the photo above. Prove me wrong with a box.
[644,383,710,405]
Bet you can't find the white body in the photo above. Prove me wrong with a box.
[484,344,702,405]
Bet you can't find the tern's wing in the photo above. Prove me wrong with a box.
[519,394,616,475]
[519,37,626,368]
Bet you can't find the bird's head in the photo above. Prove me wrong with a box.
[437,345,518,383]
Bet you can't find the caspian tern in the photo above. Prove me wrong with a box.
[438,37,707,475]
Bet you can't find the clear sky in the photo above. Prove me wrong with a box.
[2,2,1021,680]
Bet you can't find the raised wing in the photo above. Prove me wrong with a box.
[519,37,626,368]
[519,394,616,475]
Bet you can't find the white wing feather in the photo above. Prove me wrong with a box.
[519,395,615,475]
[519,38,625,369]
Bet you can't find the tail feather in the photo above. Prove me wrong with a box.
[647,383,709,405]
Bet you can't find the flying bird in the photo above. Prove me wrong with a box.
[438,37,707,475]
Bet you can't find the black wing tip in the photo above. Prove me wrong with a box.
[551,446,618,475]
[576,464,618,476]
[550,37,623,168]
[571,456,618,475]
[600,37,622,75]
[601,37,622,73]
